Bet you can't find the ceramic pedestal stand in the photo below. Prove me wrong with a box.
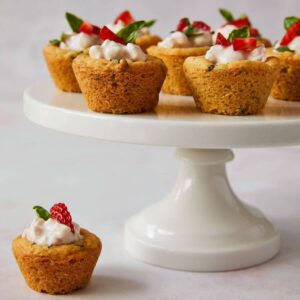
[24,82,300,271]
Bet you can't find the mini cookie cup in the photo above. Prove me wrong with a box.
[183,56,280,116]
[136,34,162,52]
[266,48,300,101]
[72,54,167,114]
[12,228,101,295]
[147,46,209,96]
[43,45,81,93]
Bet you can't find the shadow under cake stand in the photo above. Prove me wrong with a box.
[24,82,300,272]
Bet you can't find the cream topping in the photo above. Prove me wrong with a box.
[22,218,82,246]
[60,32,101,51]
[89,40,146,61]
[205,44,266,65]
[275,36,300,54]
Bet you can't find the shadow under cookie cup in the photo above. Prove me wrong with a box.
[183,56,280,116]
[72,54,167,114]
[147,46,209,96]
[43,45,81,93]
[12,228,101,295]
[266,48,300,101]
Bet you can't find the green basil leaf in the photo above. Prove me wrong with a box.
[33,206,50,221]
[60,33,67,43]
[219,8,234,22]
[65,12,83,33]
[228,26,249,43]
[49,39,60,46]
[275,46,295,53]
[144,19,156,28]
[284,16,299,30]
[116,20,148,43]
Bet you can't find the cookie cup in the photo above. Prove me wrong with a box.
[257,37,272,48]
[266,48,300,101]
[72,54,167,114]
[147,46,209,96]
[136,34,162,52]
[12,228,101,295]
[43,45,81,93]
[183,56,279,115]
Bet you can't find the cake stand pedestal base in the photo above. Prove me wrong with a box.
[125,149,280,271]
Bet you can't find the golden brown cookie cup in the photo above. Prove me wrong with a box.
[257,37,273,48]
[12,229,101,295]
[136,34,162,52]
[147,46,209,96]
[72,54,167,114]
[183,56,279,116]
[43,45,81,93]
[266,48,300,101]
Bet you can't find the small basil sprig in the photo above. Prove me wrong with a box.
[284,16,300,30]
[144,19,156,28]
[275,46,295,53]
[178,18,204,38]
[228,26,249,43]
[116,20,150,43]
[33,206,50,221]
[65,12,83,33]
[219,8,234,22]
[49,33,67,46]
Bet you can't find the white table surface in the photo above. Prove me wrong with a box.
[1,98,300,299]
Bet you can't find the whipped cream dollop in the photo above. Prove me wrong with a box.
[22,218,82,246]
[275,36,300,54]
[205,44,266,65]
[158,31,212,48]
[106,20,150,38]
[89,39,147,61]
[60,32,101,51]
[212,25,238,44]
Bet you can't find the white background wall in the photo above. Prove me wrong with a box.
[1,0,300,99]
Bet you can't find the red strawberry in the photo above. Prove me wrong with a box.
[249,27,260,37]
[99,26,126,45]
[280,20,300,46]
[232,37,257,51]
[50,203,74,233]
[80,20,100,35]
[226,16,250,28]
[216,32,231,47]
[192,21,211,32]
[176,18,189,32]
[114,10,135,25]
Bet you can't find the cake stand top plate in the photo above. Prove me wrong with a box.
[24,82,300,148]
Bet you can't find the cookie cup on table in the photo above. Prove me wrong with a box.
[12,228,101,295]
[136,35,162,52]
[43,45,81,93]
[266,48,300,101]
[72,54,167,114]
[257,37,273,48]
[183,56,280,115]
[147,46,209,96]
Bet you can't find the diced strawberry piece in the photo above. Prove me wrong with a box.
[227,16,250,28]
[232,37,257,51]
[99,26,126,45]
[80,20,100,35]
[176,18,189,32]
[249,27,260,37]
[215,32,231,47]
[114,10,135,25]
[280,20,300,46]
[50,203,74,233]
[192,21,211,32]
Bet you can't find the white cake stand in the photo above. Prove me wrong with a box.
[24,82,300,272]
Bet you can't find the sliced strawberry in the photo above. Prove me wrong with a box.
[99,26,126,45]
[80,20,100,35]
[249,27,260,37]
[215,32,231,47]
[114,10,135,25]
[192,21,211,32]
[280,20,300,46]
[232,37,257,51]
[176,18,189,32]
[227,16,250,28]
